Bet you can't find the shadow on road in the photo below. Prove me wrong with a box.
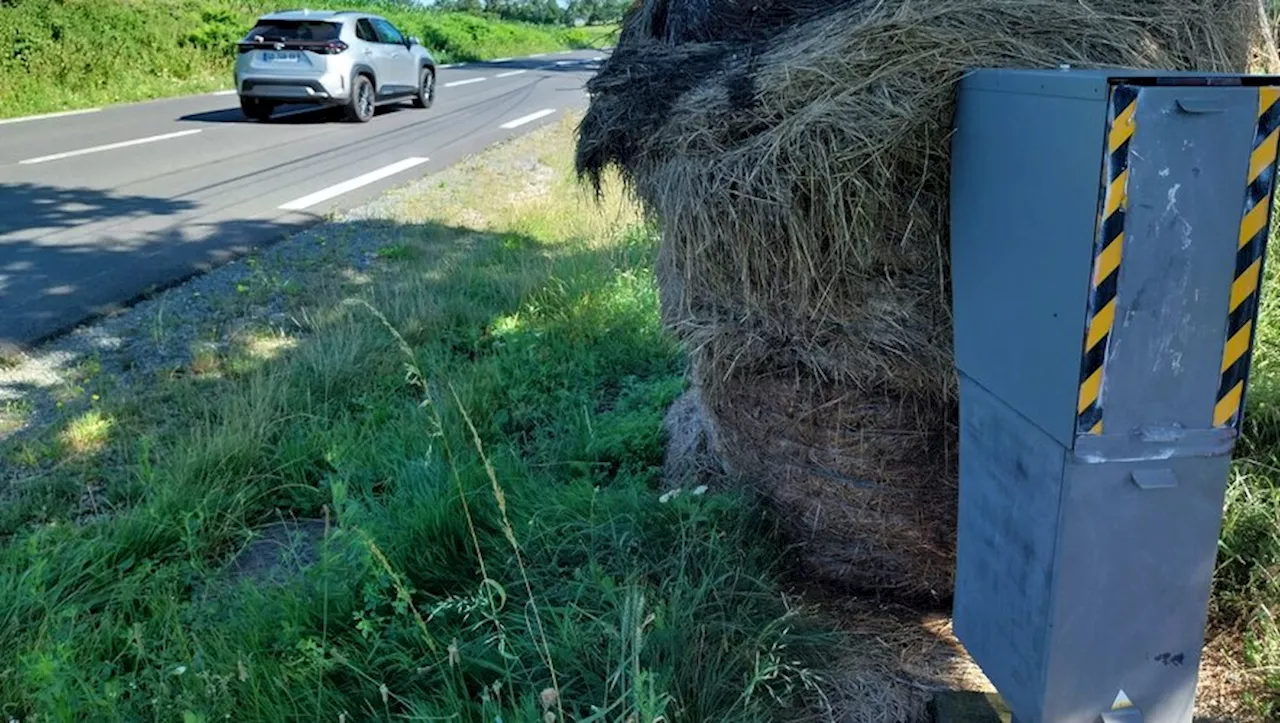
[0,183,196,238]
[178,103,416,125]
[461,56,605,73]
[0,182,312,349]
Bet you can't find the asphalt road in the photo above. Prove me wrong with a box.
[0,50,604,349]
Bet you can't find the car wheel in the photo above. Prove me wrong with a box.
[346,75,375,123]
[412,68,435,109]
[240,97,274,122]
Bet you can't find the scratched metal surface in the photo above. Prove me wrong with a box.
[1102,86,1253,435]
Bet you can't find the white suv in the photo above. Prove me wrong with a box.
[234,10,437,123]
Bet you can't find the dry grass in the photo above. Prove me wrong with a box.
[578,0,1272,599]
[239,332,297,361]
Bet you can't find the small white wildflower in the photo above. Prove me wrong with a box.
[659,489,681,504]
[692,485,708,496]
[379,683,390,704]
[173,665,187,676]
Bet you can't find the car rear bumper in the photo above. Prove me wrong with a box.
[239,78,334,102]
[236,71,349,102]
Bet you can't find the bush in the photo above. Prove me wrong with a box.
[181,9,243,55]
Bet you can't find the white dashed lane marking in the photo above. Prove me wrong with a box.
[279,157,430,211]
[499,109,556,130]
[19,129,203,165]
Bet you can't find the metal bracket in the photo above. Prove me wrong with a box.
[1130,468,1178,490]
[1176,98,1225,114]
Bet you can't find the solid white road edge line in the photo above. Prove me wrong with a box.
[0,107,103,126]
[210,90,238,97]
[495,70,528,78]
[490,57,513,63]
[278,157,430,211]
[444,77,487,88]
[499,109,556,130]
[19,129,204,165]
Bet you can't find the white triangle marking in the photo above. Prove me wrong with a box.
[1111,690,1133,710]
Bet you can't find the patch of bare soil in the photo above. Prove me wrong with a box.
[1196,632,1269,722]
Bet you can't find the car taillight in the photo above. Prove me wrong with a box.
[316,40,347,55]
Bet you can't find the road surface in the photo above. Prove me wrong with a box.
[0,50,604,348]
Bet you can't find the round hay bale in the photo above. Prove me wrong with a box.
[700,373,957,599]
[580,0,1272,601]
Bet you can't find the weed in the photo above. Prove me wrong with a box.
[375,244,418,261]
[57,410,115,456]
[190,343,221,376]
[151,302,170,346]
[6,439,49,468]
[0,399,33,436]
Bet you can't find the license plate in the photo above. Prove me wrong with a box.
[262,51,300,63]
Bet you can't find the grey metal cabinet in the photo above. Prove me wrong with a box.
[949,69,1280,723]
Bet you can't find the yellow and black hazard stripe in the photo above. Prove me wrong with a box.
[1214,88,1280,429]
[1077,85,1138,436]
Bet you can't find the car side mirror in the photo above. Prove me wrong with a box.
[407,36,420,47]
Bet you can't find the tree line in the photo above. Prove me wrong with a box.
[427,0,634,25]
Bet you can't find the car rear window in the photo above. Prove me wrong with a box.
[245,21,340,42]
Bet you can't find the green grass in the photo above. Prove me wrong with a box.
[0,118,829,721]
[0,0,616,119]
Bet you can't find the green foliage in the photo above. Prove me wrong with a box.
[434,0,632,25]
[0,0,612,118]
[180,9,243,54]
[563,0,634,24]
